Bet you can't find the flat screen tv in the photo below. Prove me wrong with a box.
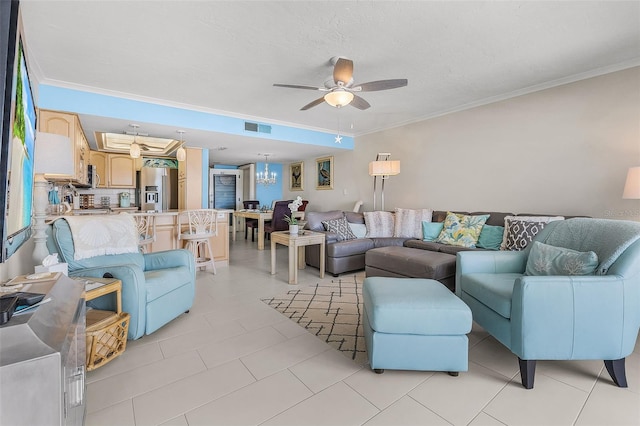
[0,0,37,262]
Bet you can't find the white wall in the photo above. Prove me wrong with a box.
[286,66,640,220]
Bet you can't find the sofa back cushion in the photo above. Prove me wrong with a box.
[305,210,344,231]
[432,211,512,227]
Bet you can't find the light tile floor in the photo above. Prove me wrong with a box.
[86,236,640,426]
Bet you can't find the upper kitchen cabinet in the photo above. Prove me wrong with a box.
[38,109,90,186]
[89,151,136,188]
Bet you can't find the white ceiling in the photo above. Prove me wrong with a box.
[20,1,640,166]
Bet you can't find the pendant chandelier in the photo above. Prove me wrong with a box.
[257,154,277,186]
[176,130,186,162]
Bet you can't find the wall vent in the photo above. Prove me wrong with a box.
[245,121,271,134]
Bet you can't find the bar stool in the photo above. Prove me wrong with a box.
[178,209,217,274]
[131,213,156,253]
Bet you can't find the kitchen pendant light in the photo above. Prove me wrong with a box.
[176,130,186,162]
[129,124,141,158]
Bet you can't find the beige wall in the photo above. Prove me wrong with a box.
[286,66,640,220]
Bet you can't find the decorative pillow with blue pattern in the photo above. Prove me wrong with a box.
[436,212,489,248]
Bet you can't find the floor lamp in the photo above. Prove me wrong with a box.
[369,153,400,211]
[33,132,74,264]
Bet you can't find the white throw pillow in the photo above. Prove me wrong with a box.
[364,211,395,237]
[393,208,433,238]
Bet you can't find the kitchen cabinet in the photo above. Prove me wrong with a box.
[89,151,136,188]
[177,147,204,210]
[38,109,90,186]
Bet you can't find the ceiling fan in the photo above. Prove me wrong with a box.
[273,56,408,111]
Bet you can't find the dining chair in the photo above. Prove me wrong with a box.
[178,209,218,274]
[243,200,260,241]
[263,200,292,240]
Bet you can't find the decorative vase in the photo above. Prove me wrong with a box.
[289,224,299,235]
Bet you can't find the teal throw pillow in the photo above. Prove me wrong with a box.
[476,225,504,250]
[435,212,490,248]
[422,221,444,241]
[525,241,598,276]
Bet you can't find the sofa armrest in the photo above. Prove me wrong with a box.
[456,251,528,296]
[70,264,147,340]
[510,275,637,360]
[144,249,195,274]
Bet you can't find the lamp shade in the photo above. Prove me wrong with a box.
[324,90,354,108]
[369,160,401,176]
[34,131,75,175]
[623,166,640,199]
[129,141,141,159]
[176,146,186,162]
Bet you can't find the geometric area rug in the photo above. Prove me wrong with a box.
[261,276,368,366]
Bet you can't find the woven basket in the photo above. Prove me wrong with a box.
[86,312,130,371]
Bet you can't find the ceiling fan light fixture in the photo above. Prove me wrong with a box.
[324,90,354,108]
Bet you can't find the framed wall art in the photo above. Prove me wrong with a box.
[316,156,333,190]
[289,161,303,191]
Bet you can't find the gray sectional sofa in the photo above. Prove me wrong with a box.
[304,209,567,291]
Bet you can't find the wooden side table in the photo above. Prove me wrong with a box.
[81,277,130,371]
[270,230,325,284]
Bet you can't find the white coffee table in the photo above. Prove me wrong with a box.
[270,230,325,284]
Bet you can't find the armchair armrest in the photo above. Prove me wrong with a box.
[510,275,638,360]
[70,263,147,340]
[456,251,528,296]
[144,249,195,273]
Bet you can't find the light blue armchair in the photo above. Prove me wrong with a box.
[47,218,196,340]
[456,218,640,389]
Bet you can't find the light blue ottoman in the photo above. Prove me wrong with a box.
[363,277,472,375]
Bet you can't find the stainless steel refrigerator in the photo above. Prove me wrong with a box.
[138,167,178,212]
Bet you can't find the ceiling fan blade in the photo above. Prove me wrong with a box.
[333,58,353,85]
[353,79,408,92]
[274,83,320,91]
[350,95,371,110]
[300,97,326,111]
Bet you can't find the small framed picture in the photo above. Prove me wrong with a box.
[289,161,304,191]
[316,156,333,190]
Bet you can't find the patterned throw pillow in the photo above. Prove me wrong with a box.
[435,212,490,248]
[393,208,433,238]
[322,217,357,241]
[525,241,598,276]
[364,211,395,237]
[500,216,564,250]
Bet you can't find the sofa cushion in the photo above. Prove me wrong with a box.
[437,244,478,255]
[476,225,505,250]
[436,212,489,248]
[422,221,444,241]
[326,238,375,257]
[500,215,564,251]
[459,273,523,319]
[525,241,598,276]
[404,239,443,251]
[322,217,356,241]
[344,211,365,224]
[364,211,395,237]
[306,210,344,232]
[393,208,433,238]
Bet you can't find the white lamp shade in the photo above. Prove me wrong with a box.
[369,160,401,176]
[129,141,141,159]
[623,166,640,199]
[34,131,75,175]
[176,146,186,162]
[324,90,354,107]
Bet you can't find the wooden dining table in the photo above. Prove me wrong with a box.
[232,210,304,250]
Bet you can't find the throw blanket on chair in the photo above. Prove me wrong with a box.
[64,214,140,260]
[538,218,640,274]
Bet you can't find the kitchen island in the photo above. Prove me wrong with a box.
[46,209,231,267]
